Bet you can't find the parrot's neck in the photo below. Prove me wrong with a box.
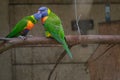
[31,15,37,24]
[41,16,48,24]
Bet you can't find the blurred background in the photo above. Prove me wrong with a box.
[0,0,120,80]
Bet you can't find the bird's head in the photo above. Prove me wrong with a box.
[33,12,42,21]
[38,7,51,18]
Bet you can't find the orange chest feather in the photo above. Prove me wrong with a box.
[25,21,34,30]
[41,16,48,24]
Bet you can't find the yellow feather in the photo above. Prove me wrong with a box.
[48,8,51,14]
[45,31,52,37]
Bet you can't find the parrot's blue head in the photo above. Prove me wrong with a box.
[38,7,51,18]
[33,12,42,20]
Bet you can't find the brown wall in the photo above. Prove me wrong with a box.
[0,0,120,80]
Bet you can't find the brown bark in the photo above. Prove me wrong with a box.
[0,35,120,54]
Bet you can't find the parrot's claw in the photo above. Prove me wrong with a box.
[26,35,33,38]
[18,35,26,40]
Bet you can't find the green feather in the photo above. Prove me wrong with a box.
[6,19,27,38]
[62,40,73,58]
[43,11,73,58]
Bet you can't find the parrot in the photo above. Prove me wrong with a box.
[0,10,42,47]
[38,7,73,58]
[6,12,42,38]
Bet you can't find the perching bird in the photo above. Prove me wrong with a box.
[6,12,42,38]
[0,11,42,47]
[39,7,73,58]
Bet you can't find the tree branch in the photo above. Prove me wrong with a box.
[0,35,120,54]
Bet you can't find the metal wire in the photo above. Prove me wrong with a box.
[74,0,81,35]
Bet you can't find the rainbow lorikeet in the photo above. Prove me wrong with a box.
[39,7,73,58]
[6,12,42,38]
[0,11,42,47]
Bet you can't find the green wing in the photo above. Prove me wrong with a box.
[6,17,28,38]
[44,12,65,43]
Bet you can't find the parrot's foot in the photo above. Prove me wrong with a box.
[26,35,33,38]
[18,35,26,40]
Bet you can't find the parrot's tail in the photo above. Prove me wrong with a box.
[62,40,73,58]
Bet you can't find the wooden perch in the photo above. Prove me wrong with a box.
[0,35,120,54]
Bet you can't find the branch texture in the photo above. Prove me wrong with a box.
[0,35,120,54]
